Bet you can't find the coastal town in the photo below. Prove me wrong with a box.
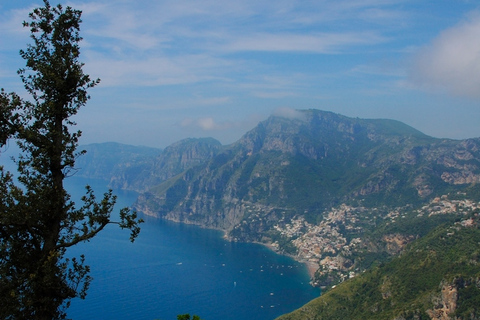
[270,195,480,287]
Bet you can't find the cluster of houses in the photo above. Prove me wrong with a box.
[271,196,480,287]
[272,205,368,281]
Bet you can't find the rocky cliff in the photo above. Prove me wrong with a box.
[75,139,222,194]
[109,137,222,192]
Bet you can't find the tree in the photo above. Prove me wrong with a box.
[0,1,142,319]
[177,314,203,320]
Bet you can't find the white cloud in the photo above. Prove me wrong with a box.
[180,117,232,131]
[222,32,386,53]
[2,0,393,98]
[410,11,480,99]
[273,107,307,120]
[197,117,216,130]
[253,91,296,99]
[83,52,233,87]
[0,6,33,50]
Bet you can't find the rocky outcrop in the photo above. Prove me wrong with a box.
[427,281,459,320]
[382,234,415,255]
[427,276,480,320]
[441,171,480,185]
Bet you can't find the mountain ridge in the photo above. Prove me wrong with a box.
[133,109,480,223]
[130,109,480,289]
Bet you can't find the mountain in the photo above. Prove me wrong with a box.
[108,137,222,192]
[75,138,222,192]
[276,214,480,320]
[132,109,480,287]
[75,142,161,182]
[134,109,480,228]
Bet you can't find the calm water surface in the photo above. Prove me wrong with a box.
[65,177,320,320]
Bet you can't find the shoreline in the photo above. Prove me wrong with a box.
[252,240,319,281]
[304,261,319,278]
[143,213,320,284]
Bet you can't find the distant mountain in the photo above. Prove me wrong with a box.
[74,139,223,192]
[276,214,480,320]
[74,142,161,182]
[74,110,480,299]
[108,138,222,192]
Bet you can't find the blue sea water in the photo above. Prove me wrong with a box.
[62,177,320,320]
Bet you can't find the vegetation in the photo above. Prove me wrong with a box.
[276,215,480,320]
[0,1,142,319]
[177,314,203,320]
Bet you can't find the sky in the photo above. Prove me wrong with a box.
[1,0,480,149]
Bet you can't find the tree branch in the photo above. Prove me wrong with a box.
[56,220,109,249]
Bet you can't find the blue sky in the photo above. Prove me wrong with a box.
[1,0,480,148]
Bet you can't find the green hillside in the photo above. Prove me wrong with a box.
[276,214,480,320]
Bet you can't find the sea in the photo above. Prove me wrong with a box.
[64,177,321,320]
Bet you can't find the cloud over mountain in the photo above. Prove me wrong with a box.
[410,11,480,99]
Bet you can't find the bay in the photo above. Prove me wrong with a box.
[64,177,320,320]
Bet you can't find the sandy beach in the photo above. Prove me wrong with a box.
[305,261,319,278]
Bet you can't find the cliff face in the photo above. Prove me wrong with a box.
[427,281,459,320]
[75,139,223,194]
[134,110,480,238]
[108,138,222,192]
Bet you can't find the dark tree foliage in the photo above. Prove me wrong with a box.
[0,1,142,319]
[177,314,203,320]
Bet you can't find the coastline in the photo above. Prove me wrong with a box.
[143,213,321,285]
[252,240,319,282]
